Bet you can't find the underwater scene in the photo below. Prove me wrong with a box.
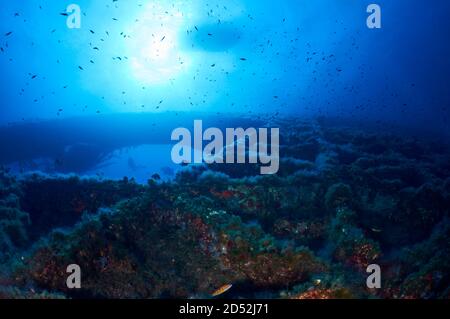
[0,0,449,300]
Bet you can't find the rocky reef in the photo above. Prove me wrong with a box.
[0,118,449,299]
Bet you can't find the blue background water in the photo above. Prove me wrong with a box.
[0,0,449,180]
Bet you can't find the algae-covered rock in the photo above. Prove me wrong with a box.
[1,119,450,299]
[328,208,381,270]
[325,183,353,211]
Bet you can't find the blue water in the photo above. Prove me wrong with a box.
[1,1,450,300]
[1,0,449,180]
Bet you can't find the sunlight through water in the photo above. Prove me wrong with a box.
[127,1,192,84]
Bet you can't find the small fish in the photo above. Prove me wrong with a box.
[371,228,382,233]
[211,284,233,297]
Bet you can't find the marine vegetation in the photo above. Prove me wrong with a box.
[0,119,449,299]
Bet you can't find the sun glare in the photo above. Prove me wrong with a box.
[128,2,191,84]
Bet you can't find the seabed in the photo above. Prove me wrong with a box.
[0,116,449,299]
